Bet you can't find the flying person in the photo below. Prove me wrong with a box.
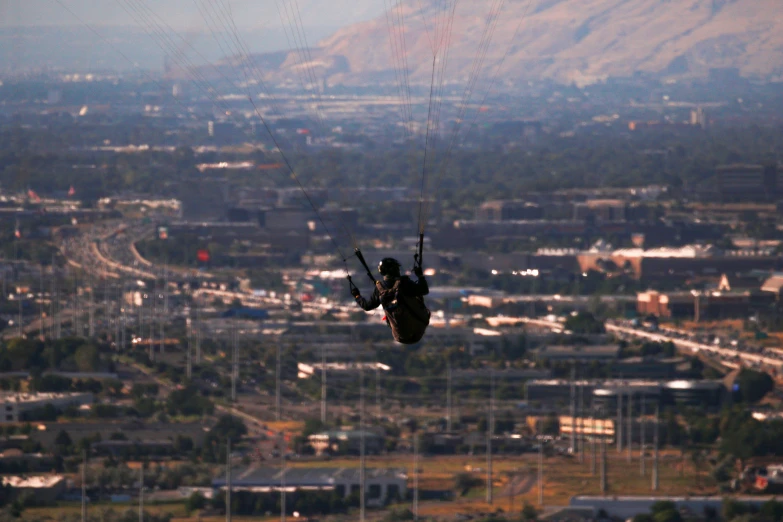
[351,257,431,344]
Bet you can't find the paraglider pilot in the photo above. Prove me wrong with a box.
[351,257,431,344]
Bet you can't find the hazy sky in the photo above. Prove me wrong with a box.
[0,0,386,31]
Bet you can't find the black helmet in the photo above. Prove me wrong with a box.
[378,257,401,277]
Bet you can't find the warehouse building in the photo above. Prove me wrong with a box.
[213,467,406,507]
[526,379,725,412]
[0,393,93,423]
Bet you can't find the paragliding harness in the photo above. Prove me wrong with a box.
[348,234,430,345]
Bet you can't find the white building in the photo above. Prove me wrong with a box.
[0,393,93,423]
[2,475,66,502]
[297,362,390,380]
[213,467,407,507]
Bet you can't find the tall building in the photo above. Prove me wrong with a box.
[47,90,62,105]
[716,164,778,202]
[690,107,707,129]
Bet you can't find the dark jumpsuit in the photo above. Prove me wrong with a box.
[355,275,430,312]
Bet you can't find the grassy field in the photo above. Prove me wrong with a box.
[21,451,714,521]
[24,501,188,520]
[288,451,714,511]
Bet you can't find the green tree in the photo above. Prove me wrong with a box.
[185,491,206,513]
[736,369,774,403]
[633,515,655,522]
[454,473,483,496]
[74,344,100,372]
[564,312,605,334]
[520,503,538,521]
[761,500,783,522]
[209,415,248,444]
[302,418,325,438]
[723,499,748,521]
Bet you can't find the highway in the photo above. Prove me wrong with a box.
[518,316,783,373]
[606,322,783,371]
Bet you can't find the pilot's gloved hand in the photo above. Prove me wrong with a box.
[351,288,361,299]
[413,265,424,278]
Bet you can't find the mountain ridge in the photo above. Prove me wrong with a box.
[247,0,783,87]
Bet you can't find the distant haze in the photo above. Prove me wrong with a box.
[2,0,781,83]
[0,0,385,72]
[0,1,386,30]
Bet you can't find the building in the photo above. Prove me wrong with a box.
[570,496,772,520]
[690,107,708,128]
[526,379,725,412]
[535,345,620,362]
[91,440,182,457]
[31,422,207,450]
[572,200,628,222]
[2,475,67,503]
[212,467,406,507]
[259,207,313,231]
[453,368,551,381]
[610,356,686,379]
[580,246,783,281]
[761,273,783,300]
[0,393,93,423]
[664,380,725,409]
[475,200,543,221]
[637,290,776,320]
[716,164,778,202]
[558,416,614,441]
[297,362,391,381]
[307,430,384,456]
[178,178,229,220]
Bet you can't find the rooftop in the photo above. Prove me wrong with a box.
[309,430,383,441]
[2,475,65,489]
[0,392,91,404]
[213,467,406,488]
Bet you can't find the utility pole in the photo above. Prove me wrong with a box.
[617,388,623,453]
[119,282,126,351]
[569,365,576,454]
[162,259,168,355]
[186,324,192,380]
[626,392,632,463]
[18,295,23,338]
[640,395,646,476]
[591,400,597,476]
[75,273,81,337]
[320,345,326,424]
[49,262,54,339]
[150,282,157,358]
[578,382,584,463]
[447,360,452,432]
[276,343,282,421]
[53,261,61,339]
[81,450,87,522]
[231,325,238,402]
[652,403,660,491]
[360,368,366,522]
[195,303,201,364]
[376,364,382,422]
[413,432,419,521]
[280,433,286,522]
[139,463,144,522]
[226,439,232,522]
[38,265,44,339]
[88,287,95,337]
[600,430,607,495]
[538,439,544,506]
[103,276,109,334]
[486,371,494,505]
